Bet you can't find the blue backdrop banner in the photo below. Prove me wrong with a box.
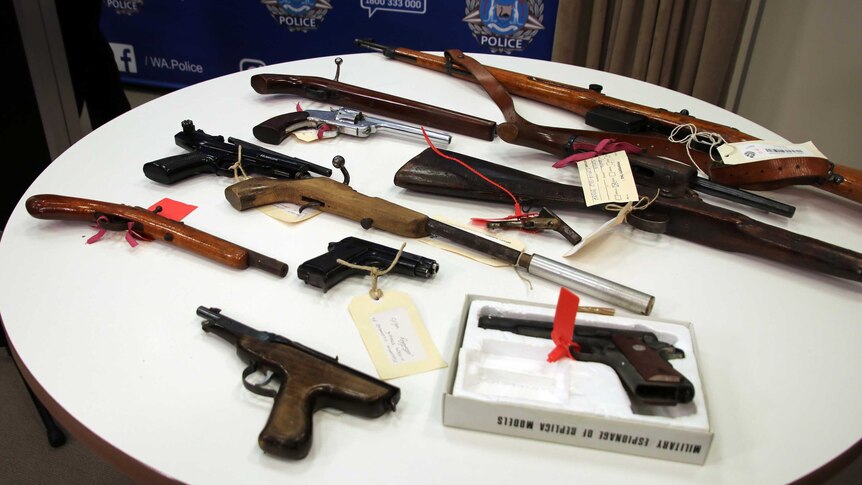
[100,0,559,89]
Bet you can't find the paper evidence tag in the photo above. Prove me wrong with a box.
[348,290,447,380]
[717,140,827,165]
[563,202,632,257]
[577,151,640,207]
[420,215,525,267]
[256,202,319,223]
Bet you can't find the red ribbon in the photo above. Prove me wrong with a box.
[421,127,531,221]
[552,139,643,168]
[547,288,581,363]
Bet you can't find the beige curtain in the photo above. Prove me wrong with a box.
[552,0,751,105]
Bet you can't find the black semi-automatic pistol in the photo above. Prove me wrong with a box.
[297,236,439,292]
[143,119,334,184]
[478,314,695,406]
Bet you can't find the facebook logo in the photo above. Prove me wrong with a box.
[109,43,137,73]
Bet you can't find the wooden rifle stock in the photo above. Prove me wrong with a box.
[25,194,288,276]
[359,41,862,205]
[356,41,751,142]
[393,149,862,283]
[249,74,497,141]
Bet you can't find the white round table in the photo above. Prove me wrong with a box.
[2,52,860,484]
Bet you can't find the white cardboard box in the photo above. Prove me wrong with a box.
[442,295,713,465]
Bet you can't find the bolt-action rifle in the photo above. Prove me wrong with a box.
[356,39,862,205]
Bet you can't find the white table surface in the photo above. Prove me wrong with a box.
[2,52,860,484]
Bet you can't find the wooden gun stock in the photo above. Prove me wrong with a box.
[224,177,429,238]
[360,43,751,142]
[360,41,862,205]
[239,335,399,459]
[820,164,862,203]
[25,194,288,277]
[249,74,497,141]
[394,149,862,283]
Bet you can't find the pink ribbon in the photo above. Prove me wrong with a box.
[552,139,643,168]
[87,216,148,247]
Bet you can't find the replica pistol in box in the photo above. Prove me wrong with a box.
[442,295,713,465]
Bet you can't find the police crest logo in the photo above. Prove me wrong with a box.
[463,0,545,54]
[105,0,145,16]
[262,0,333,32]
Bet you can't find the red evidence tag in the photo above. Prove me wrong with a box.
[547,287,581,363]
[148,198,197,222]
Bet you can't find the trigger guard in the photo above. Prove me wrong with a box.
[625,210,669,234]
[242,362,278,398]
[285,120,319,135]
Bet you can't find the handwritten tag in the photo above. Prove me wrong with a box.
[419,215,525,267]
[718,140,827,165]
[348,290,446,380]
[563,202,631,257]
[577,151,640,207]
[256,202,319,223]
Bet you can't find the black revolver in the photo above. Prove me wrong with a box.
[477,314,695,406]
[198,306,400,459]
[143,120,334,184]
[297,236,439,292]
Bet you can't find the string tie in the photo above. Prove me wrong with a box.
[668,123,726,176]
[229,144,248,181]
[604,189,661,214]
[553,139,643,168]
[336,243,406,300]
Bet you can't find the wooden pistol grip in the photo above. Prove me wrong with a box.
[253,111,314,145]
[818,163,862,204]
[242,337,399,459]
[225,177,430,238]
[26,194,251,270]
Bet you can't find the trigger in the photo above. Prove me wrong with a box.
[625,210,669,234]
[241,362,278,398]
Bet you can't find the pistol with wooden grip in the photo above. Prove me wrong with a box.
[198,306,400,459]
[224,176,656,315]
[253,107,452,146]
[25,194,288,277]
[478,314,695,406]
[249,73,497,141]
[394,148,862,283]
